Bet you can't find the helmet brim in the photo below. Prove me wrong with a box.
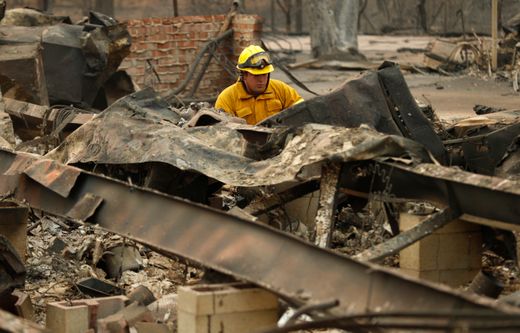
[238,64,274,75]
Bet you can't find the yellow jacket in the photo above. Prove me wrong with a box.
[215,79,303,125]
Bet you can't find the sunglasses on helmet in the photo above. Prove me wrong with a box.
[238,52,272,69]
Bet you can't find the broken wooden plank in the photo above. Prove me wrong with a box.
[353,208,459,262]
[314,162,341,248]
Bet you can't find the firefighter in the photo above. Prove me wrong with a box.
[215,45,303,125]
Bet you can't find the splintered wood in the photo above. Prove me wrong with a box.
[314,162,341,248]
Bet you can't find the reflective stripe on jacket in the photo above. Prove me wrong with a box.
[215,79,303,125]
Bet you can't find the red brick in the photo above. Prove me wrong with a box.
[177,40,195,48]
[157,57,178,66]
[122,14,260,96]
[161,25,176,34]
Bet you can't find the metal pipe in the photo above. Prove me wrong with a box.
[172,0,178,17]
[468,271,504,299]
[492,0,499,71]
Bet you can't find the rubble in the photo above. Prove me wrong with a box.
[0,11,131,110]
[3,5,520,333]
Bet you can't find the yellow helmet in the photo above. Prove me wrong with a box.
[236,45,274,75]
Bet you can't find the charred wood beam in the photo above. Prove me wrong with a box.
[353,208,459,263]
[314,162,341,248]
[341,161,520,230]
[243,181,319,216]
[0,149,519,318]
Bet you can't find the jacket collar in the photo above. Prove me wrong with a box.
[237,80,274,100]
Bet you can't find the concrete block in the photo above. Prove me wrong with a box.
[400,234,439,271]
[97,302,153,333]
[46,302,89,333]
[177,286,216,316]
[437,232,482,270]
[213,284,279,314]
[92,295,129,320]
[178,283,278,315]
[177,310,208,333]
[134,322,172,333]
[47,295,128,333]
[399,268,440,282]
[178,309,278,333]
[436,219,482,234]
[399,211,426,231]
[399,213,482,287]
[177,283,278,333]
[209,310,278,332]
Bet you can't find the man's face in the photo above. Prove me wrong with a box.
[243,72,269,94]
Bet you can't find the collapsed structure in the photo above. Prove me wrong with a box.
[2,4,520,333]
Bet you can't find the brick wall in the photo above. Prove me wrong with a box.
[119,14,263,99]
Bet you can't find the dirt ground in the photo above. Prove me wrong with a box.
[267,35,520,120]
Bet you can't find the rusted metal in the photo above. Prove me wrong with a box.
[1,149,520,321]
[264,311,520,332]
[341,161,520,230]
[354,208,459,262]
[259,63,447,164]
[468,271,504,299]
[47,89,432,188]
[23,158,81,197]
[66,193,103,221]
[75,277,123,297]
[0,13,131,109]
[3,98,93,141]
[314,162,341,248]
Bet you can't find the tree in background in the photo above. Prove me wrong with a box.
[304,0,364,60]
[82,0,114,17]
[42,0,53,11]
